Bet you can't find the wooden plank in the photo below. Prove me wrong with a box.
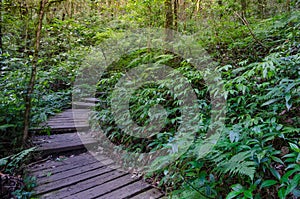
[31,125,90,133]
[36,139,97,156]
[32,133,98,155]
[34,134,96,146]
[41,169,126,199]
[35,162,116,195]
[130,188,164,199]
[97,180,152,199]
[31,156,108,178]
[47,118,89,121]
[64,174,139,199]
[84,97,100,103]
[37,138,96,151]
[46,120,88,124]
[54,109,90,113]
[48,116,88,120]
[32,133,92,145]
[73,102,96,108]
[37,159,114,185]
[28,153,99,172]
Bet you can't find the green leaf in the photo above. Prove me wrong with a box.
[285,93,291,102]
[226,190,243,199]
[271,156,284,165]
[260,180,277,189]
[0,124,15,130]
[232,184,244,192]
[286,101,292,111]
[289,143,300,153]
[261,98,280,106]
[270,168,281,180]
[285,176,299,195]
[278,188,286,199]
[244,190,253,199]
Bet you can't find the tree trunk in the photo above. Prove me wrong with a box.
[174,0,178,31]
[286,0,290,12]
[179,0,187,31]
[196,0,201,13]
[165,0,173,42]
[0,0,2,54]
[23,0,48,145]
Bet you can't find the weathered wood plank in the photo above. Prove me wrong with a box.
[30,125,90,133]
[35,162,116,195]
[73,102,96,108]
[32,133,97,155]
[64,174,139,199]
[83,97,100,103]
[41,169,126,199]
[31,156,108,178]
[37,141,96,158]
[130,188,164,199]
[28,153,98,172]
[32,133,91,144]
[98,180,152,199]
[30,109,91,133]
[37,159,114,185]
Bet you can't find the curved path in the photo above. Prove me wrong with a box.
[28,102,163,199]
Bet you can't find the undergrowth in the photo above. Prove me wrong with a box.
[90,11,300,199]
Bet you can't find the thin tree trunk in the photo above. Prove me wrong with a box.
[165,0,173,42]
[286,0,290,12]
[0,0,2,54]
[180,0,187,31]
[174,0,178,31]
[196,0,201,13]
[23,0,48,145]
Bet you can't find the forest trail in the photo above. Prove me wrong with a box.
[27,100,163,199]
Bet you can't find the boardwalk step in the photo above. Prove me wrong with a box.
[28,108,163,199]
[30,109,91,134]
[72,102,96,108]
[83,97,100,103]
[33,133,97,156]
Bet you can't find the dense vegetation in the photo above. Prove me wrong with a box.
[0,0,299,198]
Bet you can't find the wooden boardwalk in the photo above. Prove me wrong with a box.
[28,100,163,199]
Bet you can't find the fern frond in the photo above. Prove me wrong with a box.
[215,151,256,180]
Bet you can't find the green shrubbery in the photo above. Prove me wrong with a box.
[90,11,300,198]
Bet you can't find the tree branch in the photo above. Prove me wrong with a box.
[235,12,267,49]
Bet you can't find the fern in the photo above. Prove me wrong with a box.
[214,151,256,180]
[0,147,36,174]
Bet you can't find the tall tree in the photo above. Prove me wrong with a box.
[174,0,178,31]
[23,0,48,145]
[0,0,2,54]
[165,0,173,42]
[286,0,291,12]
